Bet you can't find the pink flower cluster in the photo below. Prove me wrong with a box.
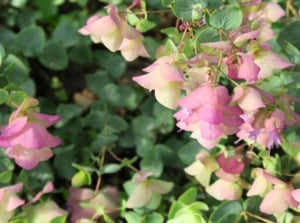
[174,84,243,149]
[0,97,61,170]
[78,5,149,61]
[132,0,300,151]
[186,151,300,214]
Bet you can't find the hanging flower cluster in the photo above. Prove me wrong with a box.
[0,97,61,170]
[76,0,300,219]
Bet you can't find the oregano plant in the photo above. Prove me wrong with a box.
[0,0,299,222]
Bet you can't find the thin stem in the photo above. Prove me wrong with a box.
[244,212,275,223]
[108,150,140,173]
[120,8,171,16]
[95,146,106,192]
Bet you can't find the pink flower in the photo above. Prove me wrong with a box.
[0,97,61,169]
[0,183,24,223]
[291,189,300,209]
[184,151,218,187]
[225,52,260,84]
[133,58,183,109]
[125,173,173,208]
[25,200,67,223]
[174,84,243,149]
[232,86,265,115]
[248,2,285,23]
[67,187,118,223]
[237,109,285,149]
[78,5,125,52]
[206,170,242,200]
[118,26,149,61]
[247,169,298,214]
[254,51,293,79]
[217,152,245,174]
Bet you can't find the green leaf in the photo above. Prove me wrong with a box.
[106,115,129,133]
[0,43,5,66]
[207,0,222,9]
[144,192,162,210]
[0,89,9,104]
[178,141,204,165]
[54,145,76,180]
[0,28,17,53]
[32,0,58,18]
[136,19,156,32]
[172,0,207,21]
[16,8,37,28]
[52,18,80,47]
[16,25,46,57]
[94,50,126,78]
[50,216,67,223]
[282,41,300,65]
[102,163,122,174]
[4,54,29,84]
[69,44,92,65]
[168,211,205,223]
[124,211,142,223]
[71,170,92,187]
[140,149,163,177]
[209,6,243,31]
[118,85,142,110]
[178,187,197,204]
[153,103,175,134]
[9,91,27,105]
[161,27,181,43]
[281,140,300,161]
[86,71,111,96]
[56,104,82,127]
[196,27,220,43]
[162,0,173,7]
[91,134,118,151]
[143,212,164,223]
[210,200,243,223]
[11,0,27,8]
[0,170,12,184]
[278,21,300,50]
[38,40,68,70]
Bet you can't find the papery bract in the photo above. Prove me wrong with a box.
[232,86,265,115]
[217,152,245,174]
[133,60,183,109]
[185,151,218,187]
[25,200,67,223]
[68,187,118,223]
[118,27,149,61]
[206,170,242,200]
[174,84,243,149]
[0,97,61,169]
[126,175,173,208]
[0,183,24,223]
[225,52,260,84]
[254,52,293,79]
[247,169,298,214]
[78,6,125,52]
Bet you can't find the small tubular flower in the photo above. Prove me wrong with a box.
[237,109,285,149]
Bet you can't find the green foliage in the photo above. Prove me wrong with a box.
[172,0,207,21]
[209,6,243,31]
[0,1,299,223]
